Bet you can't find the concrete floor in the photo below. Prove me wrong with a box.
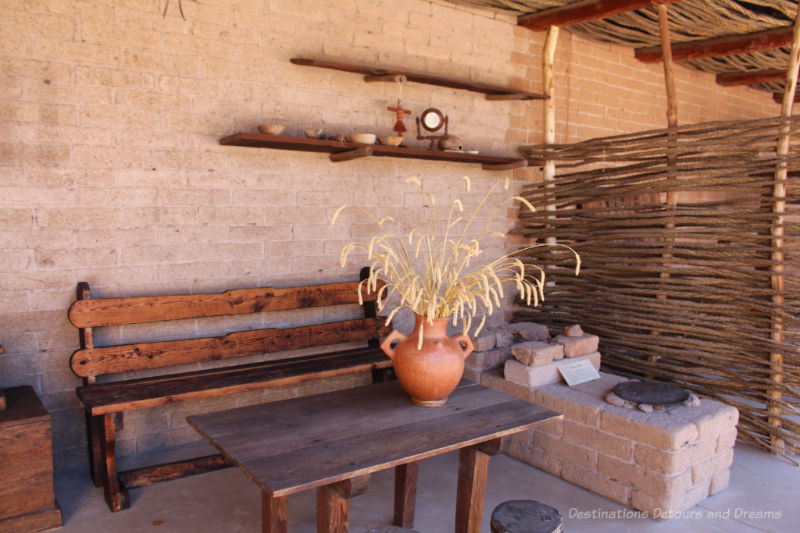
[53,441,798,533]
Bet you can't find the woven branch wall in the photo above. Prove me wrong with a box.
[516,116,800,463]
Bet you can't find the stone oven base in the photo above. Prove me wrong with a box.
[481,370,738,520]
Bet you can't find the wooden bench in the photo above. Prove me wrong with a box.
[68,269,392,512]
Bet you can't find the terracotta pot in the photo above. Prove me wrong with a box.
[380,314,474,406]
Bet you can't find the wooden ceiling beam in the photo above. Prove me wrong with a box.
[518,0,681,31]
[636,26,793,63]
[772,92,800,103]
[716,69,785,86]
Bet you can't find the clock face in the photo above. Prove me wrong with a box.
[420,108,444,132]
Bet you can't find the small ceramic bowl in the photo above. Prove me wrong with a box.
[379,135,404,147]
[305,128,328,139]
[258,124,286,135]
[351,133,376,145]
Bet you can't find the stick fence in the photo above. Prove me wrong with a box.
[516,116,800,463]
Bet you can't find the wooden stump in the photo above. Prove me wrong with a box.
[490,500,563,533]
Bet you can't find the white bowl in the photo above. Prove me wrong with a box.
[305,128,327,139]
[258,124,285,135]
[379,135,404,147]
[351,133,376,145]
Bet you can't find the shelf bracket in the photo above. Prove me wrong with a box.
[330,146,372,162]
[481,159,528,171]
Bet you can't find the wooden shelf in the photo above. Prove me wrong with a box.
[290,57,548,101]
[220,132,528,170]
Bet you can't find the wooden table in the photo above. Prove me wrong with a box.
[188,380,560,533]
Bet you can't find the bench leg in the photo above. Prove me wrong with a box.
[86,412,104,487]
[99,413,129,512]
[261,490,288,533]
[316,479,351,533]
[393,461,418,528]
[455,446,490,533]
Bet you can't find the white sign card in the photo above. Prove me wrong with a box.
[558,359,601,386]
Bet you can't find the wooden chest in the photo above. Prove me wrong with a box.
[0,386,62,532]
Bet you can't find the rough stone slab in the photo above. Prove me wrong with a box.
[465,347,510,370]
[470,330,496,352]
[509,321,550,341]
[510,341,561,366]
[554,333,599,357]
[504,352,601,388]
[564,324,584,337]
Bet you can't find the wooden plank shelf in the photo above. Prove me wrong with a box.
[220,132,529,170]
[290,57,548,101]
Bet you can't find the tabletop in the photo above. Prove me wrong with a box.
[188,380,559,498]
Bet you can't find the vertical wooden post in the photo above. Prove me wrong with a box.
[454,447,490,533]
[650,4,680,374]
[261,491,288,533]
[393,462,418,528]
[768,4,800,453]
[543,26,559,248]
[316,479,351,533]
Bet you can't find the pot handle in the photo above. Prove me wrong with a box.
[454,334,474,359]
[380,329,407,360]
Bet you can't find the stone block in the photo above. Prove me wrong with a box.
[470,330,496,352]
[715,427,738,453]
[462,364,482,382]
[534,385,604,427]
[494,327,514,348]
[599,407,698,451]
[564,324,584,337]
[675,400,739,441]
[504,352,601,388]
[510,341,562,366]
[570,369,624,397]
[508,321,550,341]
[708,469,730,495]
[630,482,709,520]
[563,420,633,460]
[554,333,599,357]
[506,438,562,477]
[561,463,631,505]
[634,441,704,476]
[465,347,510,370]
[480,368,535,403]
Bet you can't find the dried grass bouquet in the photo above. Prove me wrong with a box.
[331,176,580,346]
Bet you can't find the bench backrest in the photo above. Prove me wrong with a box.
[69,271,387,381]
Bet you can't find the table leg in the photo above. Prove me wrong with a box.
[454,446,490,533]
[393,461,418,528]
[262,490,288,533]
[316,479,352,533]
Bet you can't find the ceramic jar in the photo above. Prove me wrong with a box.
[380,314,474,406]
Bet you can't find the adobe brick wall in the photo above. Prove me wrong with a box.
[0,0,776,469]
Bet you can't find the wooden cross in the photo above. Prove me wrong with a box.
[388,99,411,135]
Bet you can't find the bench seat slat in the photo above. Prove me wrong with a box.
[71,318,389,378]
[68,281,384,328]
[77,347,391,415]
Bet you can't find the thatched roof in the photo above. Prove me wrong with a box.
[449,0,797,96]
